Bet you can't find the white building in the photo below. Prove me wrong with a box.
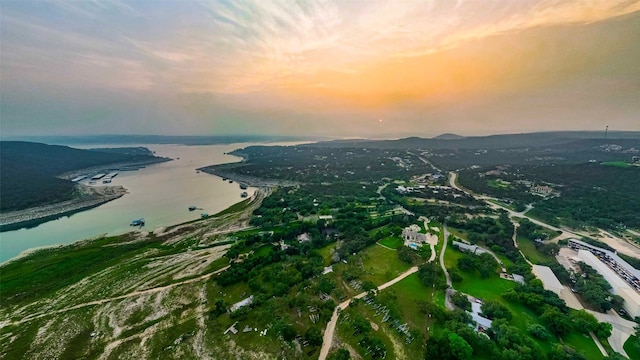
[452,241,486,255]
[532,265,564,296]
[568,238,640,292]
[577,250,640,317]
[230,295,254,312]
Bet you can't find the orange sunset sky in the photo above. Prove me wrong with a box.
[1,1,639,137]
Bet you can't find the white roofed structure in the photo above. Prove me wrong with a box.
[532,265,564,296]
[577,250,640,317]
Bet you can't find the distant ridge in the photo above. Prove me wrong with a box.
[433,133,465,140]
[308,131,640,150]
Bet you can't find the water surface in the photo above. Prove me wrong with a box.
[0,142,295,263]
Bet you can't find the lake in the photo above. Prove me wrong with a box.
[0,142,298,263]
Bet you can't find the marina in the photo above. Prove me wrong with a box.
[0,141,302,263]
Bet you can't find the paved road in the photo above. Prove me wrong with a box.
[587,310,637,358]
[448,171,634,356]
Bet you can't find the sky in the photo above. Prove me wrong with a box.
[1,0,639,138]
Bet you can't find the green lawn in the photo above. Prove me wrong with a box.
[358,244,411,286]
[488,179,512,189]
[316,243,336,266]
[517,236,555,264]
[563,332,604,360]
[624,336,640,360]
[380,273,433,331]
[378,236,403,249]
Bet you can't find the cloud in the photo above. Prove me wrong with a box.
[1,0,639,137]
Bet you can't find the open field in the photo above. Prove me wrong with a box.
[517,236,555,264]
[358,244,411,285]
[378,236,403,249]
[0,195,277,360]
[624,336,640,360]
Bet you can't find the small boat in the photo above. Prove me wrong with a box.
[130,218,145,226]
[239,184,248,190]
[188,205,196,211]
[102,179,112,184]
[201,213,209,219]
[222,177,228,181]
[241,192,248,198]
[228,180,233,183]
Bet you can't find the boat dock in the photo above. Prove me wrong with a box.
[91,173,106,180]
[71,175,87,182]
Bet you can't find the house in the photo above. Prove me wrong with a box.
[531,185,553,196]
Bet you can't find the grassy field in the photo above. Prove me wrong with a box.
[563,332,604,360]
[316,243,336,266]
[212,198,253,216]
[381,273,433,331]
[517,235,555,264]
[0,233,153,307]
[378,236,403,249]
[443,243,604,357]
[624,336,640,360]
[358,244,411,285]
[487,179,512,189]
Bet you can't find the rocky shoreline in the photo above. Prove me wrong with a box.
[0,185,127,232]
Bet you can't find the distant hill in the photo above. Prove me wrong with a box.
[3,134,319,146]
[433,133,465,140]
[310,131,640,150]
[0,142,165,211]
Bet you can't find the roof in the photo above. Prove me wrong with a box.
[532,265,563,291]
[577,250,631,290]
[569,238,640,279]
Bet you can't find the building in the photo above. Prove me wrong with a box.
[402,226,427,244]
[452,241,486,255]
[577,250,640,317]
[531,185,553,196]
[568,238,640,292]
[230,295,254,312]
[532,265,564,296]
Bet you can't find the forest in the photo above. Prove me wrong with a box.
[0,141,166,211]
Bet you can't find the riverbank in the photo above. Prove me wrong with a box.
[0,185,128,232]
[198,164,298,187]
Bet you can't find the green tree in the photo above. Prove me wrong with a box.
[327,349,351,360]
[451,292,472,311]
[305,327,323,346]
[447,332,473,360]
[481,301,512,321]
[527,324,550,340]
[541,307,573,337]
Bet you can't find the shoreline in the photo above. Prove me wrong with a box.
[198,165,298,187]
[0,158,170,232]
[0,185,127,232]
[0,191,261,266]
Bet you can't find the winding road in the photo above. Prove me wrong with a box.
[318,241,438,359]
